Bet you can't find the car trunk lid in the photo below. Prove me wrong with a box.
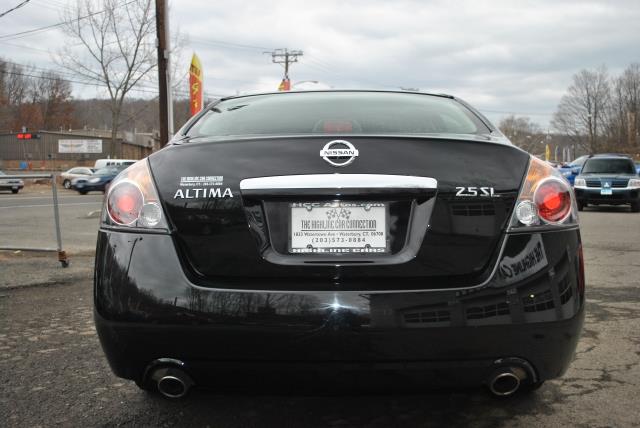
[149,136,529,290]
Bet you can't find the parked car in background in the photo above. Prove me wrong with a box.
[95,90,585,399]
[72,166,126,194]
[574,154,640,212]
[557,155,589,185]
[60,167,95,189]
[94,159,136,169]
[635,162,640,175]
[0,171,24,194]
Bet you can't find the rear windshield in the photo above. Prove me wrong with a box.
[582,158,636,174]
[187,92,490,138]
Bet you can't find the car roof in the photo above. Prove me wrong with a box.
[587,153,633,160]
[217,89,456,102]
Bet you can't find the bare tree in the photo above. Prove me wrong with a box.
[551,66,611,154]
[34,72,74,130]
[57,0,156,157]
[498,115,542,153]
[0,60,38,130]
[617,63,640,149]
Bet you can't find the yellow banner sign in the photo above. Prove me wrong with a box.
[189,53,203,116]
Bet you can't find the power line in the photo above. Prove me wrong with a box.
[0,66,221,99]
[2,58,89,81]
[267,48,303,83]
[0,40,52,54]
[0,0,136,41]
[0,67,178,96]
[0,0,32,19]
[190,37,273,52]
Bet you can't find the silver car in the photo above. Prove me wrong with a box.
[0,171,24,194]
[60,167,95,189]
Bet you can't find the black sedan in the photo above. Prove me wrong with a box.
[72,166,126,194]
[94,90,584,399]
[573,154,640,212]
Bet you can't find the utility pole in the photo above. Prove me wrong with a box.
[267,48,303,90]
[155,0,173,147]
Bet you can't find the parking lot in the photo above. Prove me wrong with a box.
[1,188,639,427]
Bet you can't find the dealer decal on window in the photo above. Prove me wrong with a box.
[174,175,233,199]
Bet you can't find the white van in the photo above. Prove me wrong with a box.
[94,159,137,169]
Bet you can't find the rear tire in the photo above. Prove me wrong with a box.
[631,201,640,213]
[577,201,585,211]
[63,179,71,189]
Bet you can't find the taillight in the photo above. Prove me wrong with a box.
[509,157,578,229]
[107,180,143,225]
[534,178,572,223]
[102,159,167,229]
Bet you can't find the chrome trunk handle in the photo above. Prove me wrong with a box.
[240,174,438,190]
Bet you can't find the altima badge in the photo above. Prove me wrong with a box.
[320,140,359,167]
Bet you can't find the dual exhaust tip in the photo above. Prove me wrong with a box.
[145,359,535,399]
[487,366,529,397]
[150,366,194,399]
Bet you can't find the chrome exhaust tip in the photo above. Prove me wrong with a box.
[157,375,188,399]
[150,367,193,399]
[488,370,522,397]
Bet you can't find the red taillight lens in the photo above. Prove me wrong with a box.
[534,179,572,223]
[510,156,578,229]
[102,159,166,229]
[107,180,144,225]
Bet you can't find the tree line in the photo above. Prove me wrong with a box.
[0,60,74,132]
[552,63,640,155]
[501,63,640,157]
[0,58,190,135]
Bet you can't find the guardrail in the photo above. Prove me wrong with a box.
[0,174,69,267]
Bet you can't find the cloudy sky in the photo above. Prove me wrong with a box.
[1,0,639,127]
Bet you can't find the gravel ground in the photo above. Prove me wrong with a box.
[0,252,94,289]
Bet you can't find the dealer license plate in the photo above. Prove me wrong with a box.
[601,188,612,195]
[290,202,387,254]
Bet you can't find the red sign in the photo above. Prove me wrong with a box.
[278,79,291,91]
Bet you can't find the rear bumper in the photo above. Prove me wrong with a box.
[94,229,585,387]
[73,183,105,191]
[0,183,24,190]
[575,188,639,204]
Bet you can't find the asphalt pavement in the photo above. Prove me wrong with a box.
[0,185,103,253]
[0,198,639,427]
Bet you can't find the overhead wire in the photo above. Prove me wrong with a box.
[1,66,173,96]
[0,0,137,41]
[0,7,552,117]
[0,0,32,19]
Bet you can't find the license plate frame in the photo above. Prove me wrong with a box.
[289,201,388,254]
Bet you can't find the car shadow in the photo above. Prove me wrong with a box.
[132,383,562,427]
